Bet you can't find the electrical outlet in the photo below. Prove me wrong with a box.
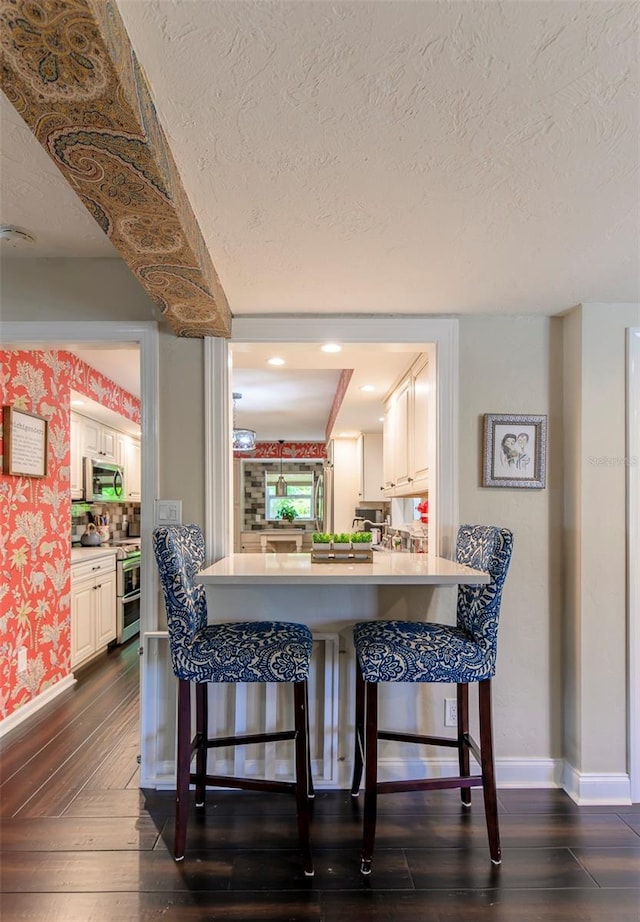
[17,647,28,674]
[444,697,457,727]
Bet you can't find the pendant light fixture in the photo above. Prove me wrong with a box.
[275,439,288,496]
[232,392,256,452]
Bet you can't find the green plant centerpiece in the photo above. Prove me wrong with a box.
[278,501,298,523]
[332,532,352,557]
[312,532,332,545]
[351,530,372,559]
[351,531,372,545]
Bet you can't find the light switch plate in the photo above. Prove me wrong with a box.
[155,499,183,526]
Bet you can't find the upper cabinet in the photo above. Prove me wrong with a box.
[382,354,430,498]
[123,436,141,501]
[71,411,141,502]
[357,432,384,501]
[80,416,118,463]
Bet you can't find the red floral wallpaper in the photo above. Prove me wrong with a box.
[234,441,327,460]
[0,350,140,723]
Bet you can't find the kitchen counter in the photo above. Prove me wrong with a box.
[70,545,118,563]
[197,552,488,586]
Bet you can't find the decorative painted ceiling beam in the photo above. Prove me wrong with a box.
[0,0,232,338]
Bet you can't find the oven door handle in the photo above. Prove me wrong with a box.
[120,589,141,603]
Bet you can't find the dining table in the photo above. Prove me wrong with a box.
[195,551,490,788]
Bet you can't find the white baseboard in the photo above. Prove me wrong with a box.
[0,675,76,740]
[562,762,632,805]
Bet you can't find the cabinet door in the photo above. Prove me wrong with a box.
[115,432,127,469]
[382,395,396,492]
[71,580,95,668]
[81,417,101,458]
[95,571,117,648]
[70,413,84,499]
[100,426,118,463]
[412,357,430,490]
[126,438,142,501]
[359,432,384,501]
[392,376,411,489]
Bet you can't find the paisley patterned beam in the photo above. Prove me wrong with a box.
[0,0,232,338]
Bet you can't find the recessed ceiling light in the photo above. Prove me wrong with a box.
[360,384,375,392]
[268,357,285,366]
[321,343,342,353]
[379,416,385,422]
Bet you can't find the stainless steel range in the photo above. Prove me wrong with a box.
[112,540,141,643]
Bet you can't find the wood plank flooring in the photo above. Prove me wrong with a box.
[1,641,639,921]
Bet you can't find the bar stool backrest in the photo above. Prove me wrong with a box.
[153,524,208,679]
[455,524,513,672]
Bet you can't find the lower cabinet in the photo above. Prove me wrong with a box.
[71,555,117,669]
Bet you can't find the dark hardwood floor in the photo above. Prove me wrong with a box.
[1,641,639,921]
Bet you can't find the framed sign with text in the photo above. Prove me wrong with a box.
[3,406,48,478]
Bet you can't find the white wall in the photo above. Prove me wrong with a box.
[332,438,360,533]
[457,315,564,764]
[1,258,159,320]
[564,303,640,785]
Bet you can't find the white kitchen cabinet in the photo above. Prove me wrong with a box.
[79,415,118,463]
[383,373,411,493]
[71,554,117,669]
[411,355,430,493]
[123,436,141,501]
[71,412,141,500]
[70,412,84,500]
[382,355,430,498]
[357,432,384,501]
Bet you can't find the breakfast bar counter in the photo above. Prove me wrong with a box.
[197,552,489,586]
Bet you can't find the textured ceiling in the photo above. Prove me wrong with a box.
[115,0,639,316]
[1,1,637,321]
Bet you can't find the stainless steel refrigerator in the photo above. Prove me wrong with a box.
[314,463,333,532]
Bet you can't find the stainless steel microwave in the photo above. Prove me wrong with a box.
[83,457,125,503]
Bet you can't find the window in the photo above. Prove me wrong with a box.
[265,471,315,522]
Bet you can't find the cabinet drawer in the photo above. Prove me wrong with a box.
[72,555,116,583]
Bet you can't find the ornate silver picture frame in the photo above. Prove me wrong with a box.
[483,413,547,489]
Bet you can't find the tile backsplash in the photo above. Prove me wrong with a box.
[71,502,141,543]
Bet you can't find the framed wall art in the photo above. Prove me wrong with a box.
[3,406,49,478]
[483,413,547,489]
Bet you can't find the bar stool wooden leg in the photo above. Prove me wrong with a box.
[195,682,207,808]
[294,681,314,877]
[479,679,501,864]
[457,682,471,806]
[360,680,378,875]
[175,679,192,861]
[351,664,365,796]
[304,681,315,799]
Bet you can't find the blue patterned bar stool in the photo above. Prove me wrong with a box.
[153,524,314,876]
[351,524,513,874]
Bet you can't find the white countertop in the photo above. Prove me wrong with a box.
[71,545,118,564]
[197,553,489,586]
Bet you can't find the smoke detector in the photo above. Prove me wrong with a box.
[0,225,35,248]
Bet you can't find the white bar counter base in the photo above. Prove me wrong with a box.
[197,552,489,586]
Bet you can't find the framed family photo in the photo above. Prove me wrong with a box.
[483,413,547,489]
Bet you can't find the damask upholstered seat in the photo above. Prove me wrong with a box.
[351,524,513,874]
[153,524,314,876]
